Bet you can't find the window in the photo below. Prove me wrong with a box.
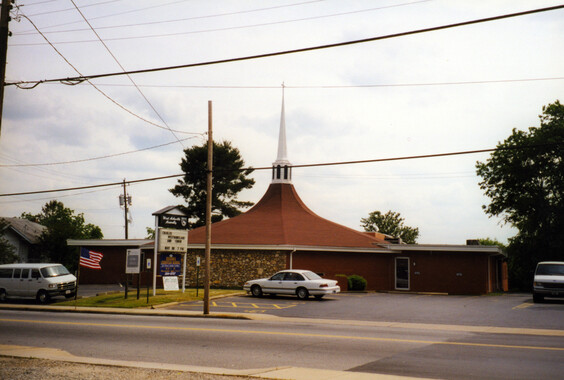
[284,272,305,281]
[41,265,70,278]
[271,272,285,281]
[395,257,410,290]
[303,271,322,280]
[536,263,564,276]
[0,269,12,278]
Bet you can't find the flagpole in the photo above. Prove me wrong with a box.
[74,249,81,305]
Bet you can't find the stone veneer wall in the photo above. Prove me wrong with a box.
[183,249,287,288]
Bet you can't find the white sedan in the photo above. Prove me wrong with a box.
[244,269,340,300]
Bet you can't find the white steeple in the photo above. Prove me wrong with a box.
[272,86,292,184]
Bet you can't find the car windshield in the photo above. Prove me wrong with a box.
[40,265,70,278]
[303,271,322,280]
[536,264,564,276]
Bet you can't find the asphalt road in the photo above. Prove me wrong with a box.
[1,309,563,380]
[170,292,564,330]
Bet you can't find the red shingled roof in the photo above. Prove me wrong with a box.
[188,183,387,248]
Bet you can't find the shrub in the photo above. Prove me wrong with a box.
[347,275,367,291]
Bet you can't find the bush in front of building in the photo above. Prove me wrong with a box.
[347,275,367,291]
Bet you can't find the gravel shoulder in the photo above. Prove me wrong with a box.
[0,357,255,380]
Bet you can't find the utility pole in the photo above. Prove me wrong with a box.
[203,101,212,315]
[0,0,13,135]
[119,179,131,239]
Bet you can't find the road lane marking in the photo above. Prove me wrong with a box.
[2,318,563,352]
[513,302,534,310]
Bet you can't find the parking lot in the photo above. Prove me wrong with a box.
[170,292,564,330]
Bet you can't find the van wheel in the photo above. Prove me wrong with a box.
[0,289,6,302]
[36,290,50,304]
[533,293,544,303]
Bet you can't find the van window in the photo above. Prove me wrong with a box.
[40,265,70,278]
[31,269,41,279]
[536,263,564,276]
[0,268,12,278]
[13,268,21,278]
[21,268,30,279]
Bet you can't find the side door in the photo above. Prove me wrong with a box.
[395,257,410,290]
[264,272,285,294]
[10,268,23,296]
[282,272,306,294]
[28,268,44,298]
[16,268,32,297]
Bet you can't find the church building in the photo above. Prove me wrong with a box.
[69,97,507,295]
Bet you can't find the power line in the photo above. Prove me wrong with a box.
[15,0,426,38]
[25,0,181,18]
[16,12,200,135]
[68,0,184,147]
[0,136,197,167]
[2,142,562,198]
[16,0,327,34]
[81,76,564,90]
[7,4,564,88]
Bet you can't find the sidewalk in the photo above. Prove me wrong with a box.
[0,344,417,380]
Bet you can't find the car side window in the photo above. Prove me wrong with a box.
[271,273,285,281]
[284,273,305,281]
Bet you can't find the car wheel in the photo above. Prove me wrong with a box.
[0,289,6,302]
[36,290,50,304]
[296,287,309,300]
[533,293,544,303]
[251,285,263,297]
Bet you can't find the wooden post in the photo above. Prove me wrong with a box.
[0,0,11,134]
[204,101,213,314]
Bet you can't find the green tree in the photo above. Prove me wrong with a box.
[477,237,507,250]
[476,100,564,289]
[145,227,155,240]
[360,210,419,244]
[170,140,255,229]
[0,219,18,264]
[22,201,103,271]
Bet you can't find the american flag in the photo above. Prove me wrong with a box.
[80,248,103,270]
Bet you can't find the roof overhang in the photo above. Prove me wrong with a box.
[66,240,505,258]
[67,239,153,247]
[186,243,394,253]
[384,244,506,257]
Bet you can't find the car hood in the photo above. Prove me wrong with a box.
[246,277,268,283]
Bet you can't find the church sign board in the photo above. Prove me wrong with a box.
[157,228,188,253]
[158,214,188,229]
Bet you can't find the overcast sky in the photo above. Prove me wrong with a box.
[1,0,562,244]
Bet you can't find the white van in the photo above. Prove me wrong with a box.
[532,261,564,303]
[0,263,77,304]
